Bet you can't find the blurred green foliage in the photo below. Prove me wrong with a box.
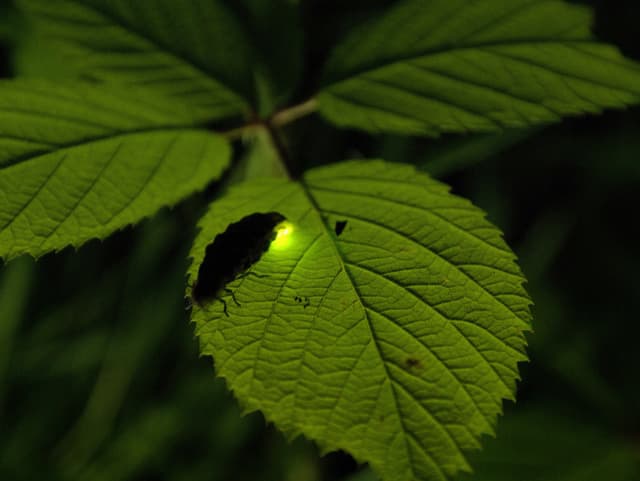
[1,0,639,480]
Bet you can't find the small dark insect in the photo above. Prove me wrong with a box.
[191,212,285,315]
[334,220,348,236]
[294,295,310,308]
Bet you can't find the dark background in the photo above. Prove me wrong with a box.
[0,1,639,480]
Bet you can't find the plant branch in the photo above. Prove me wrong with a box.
[221,122,263,141]
[219,98,318,178]
[221,98,317,141]
[263,122,296,180]
[270,98,318,128]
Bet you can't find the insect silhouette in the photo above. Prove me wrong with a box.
[191,212,286,316]
[334,220,347,236]
[294,295,310,308]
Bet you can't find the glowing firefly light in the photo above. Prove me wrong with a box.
[273,222,294,248]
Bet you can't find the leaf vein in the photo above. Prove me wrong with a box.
[318,207,529,326]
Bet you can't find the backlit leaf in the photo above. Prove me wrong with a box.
[0,81,230,260]
[189,160,531,481]
[318,0,640,135]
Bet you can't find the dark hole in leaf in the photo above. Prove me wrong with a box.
[191,212,285,313]
[334,220,348,236]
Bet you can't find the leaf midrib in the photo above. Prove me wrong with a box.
[308,192,531,330]
[301,178,515,477]
[322,39,614,87]
[0,126,207,171]
[32,0,251,108]
[299,178,421,481]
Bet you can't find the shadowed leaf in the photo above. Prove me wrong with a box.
[18,0,256,119]
[319,0,640,135]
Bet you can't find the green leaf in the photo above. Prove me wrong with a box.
[228,129,290,183]
[228,0,303,116]
[0,81,231,260]
[188,160,531,481]
[318,0,640,135]
[17,0,256,120]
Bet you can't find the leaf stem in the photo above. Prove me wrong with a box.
[221,122,263,141]
[220,98,318,178]
[263,122,296,180]
[222,98,317,141]
[269,98,318,128]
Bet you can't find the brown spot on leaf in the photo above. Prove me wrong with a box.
[405,357,421,369]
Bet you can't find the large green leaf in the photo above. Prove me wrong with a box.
[0,81,230,260]
[189,160,531,481]
[17,0,256,120]
[318,0,640,135]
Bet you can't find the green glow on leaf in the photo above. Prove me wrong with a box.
[272,221,295,250]
[188,160,532,481]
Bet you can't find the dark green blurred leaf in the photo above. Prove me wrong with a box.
[227,0,303,116]
[459,407,640,481]
[0,256,33,411]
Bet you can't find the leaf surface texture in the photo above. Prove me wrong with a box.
[189,160,531,481]
[18,0,256,119]
[318,0,640,135]
[0,81,230,260]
